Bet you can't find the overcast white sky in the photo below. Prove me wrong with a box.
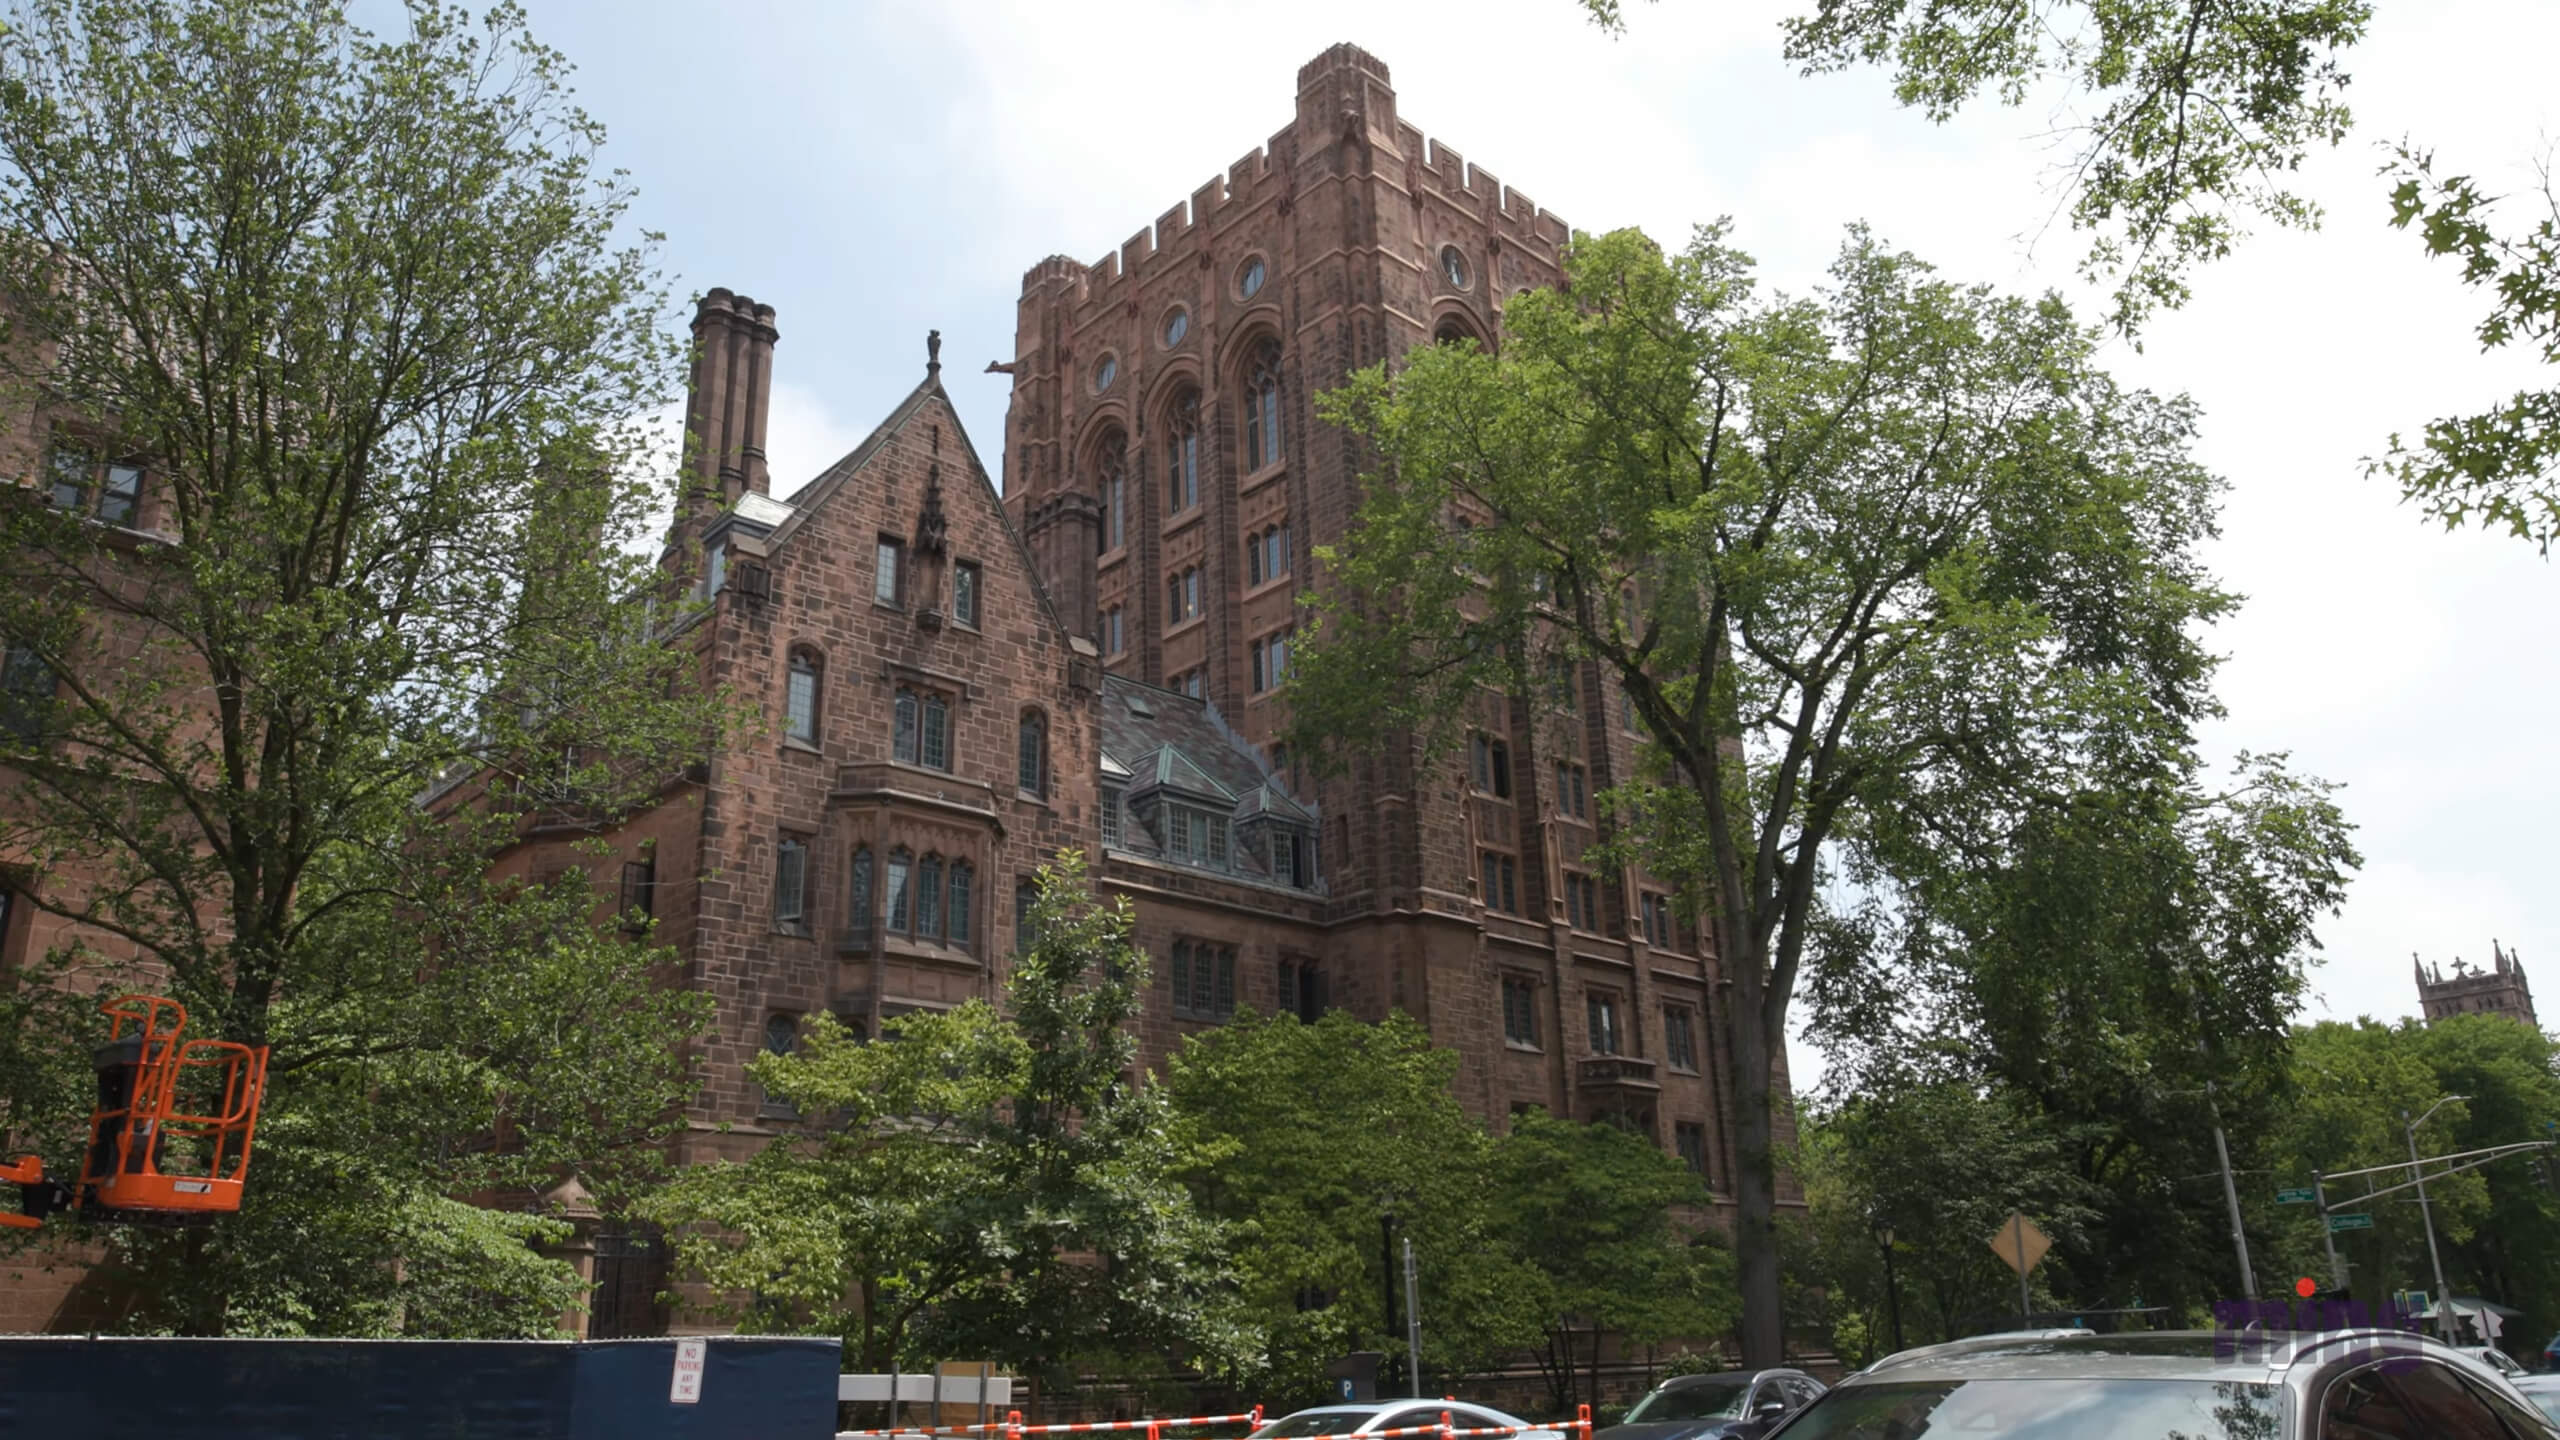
[521,0,2559,1084]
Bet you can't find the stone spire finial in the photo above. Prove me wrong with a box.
[927,329,942,380]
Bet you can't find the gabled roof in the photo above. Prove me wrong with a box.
[741,369,1078,649]
[1235,780,1316,824]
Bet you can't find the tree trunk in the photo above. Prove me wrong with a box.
[1728,960,1783,1367]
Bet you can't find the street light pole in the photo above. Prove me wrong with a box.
[2405,1097,2467,1343]
[1876,1226,1906,1355]
[2209,1086,2257,1302]
[2312,1170,2344,1290]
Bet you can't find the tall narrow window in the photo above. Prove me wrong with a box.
[886,849,913,934]
[785,652,819,744]
[1244,340,1284,472]
[1676,1122,1708,1178]
[1102,445,1127,550]
[921,694,951,772]
[894,689,919,764]
[1100,784,1124,847]
[773,837,808,934]
[916,854,944,940]
[947,862,973,949]
[954,562,981,627]
[1247,530,1264,587]
[1015,879,1039,951]
[0,643,56,740]
[1106,607,1123,655]
[97,463,140,526]
[848,847,874,939]
[759,1013,799,1118]
[1502,976,1539,1045]
[46,447,86,511]
[1017,710,1048,797]
[619,858,655,929]
[1665,1006,1698,1072]
[1166,392,1200,512]
[1470,735,1512,797]
[1587,992,1622,1055]
[874,537,903,606]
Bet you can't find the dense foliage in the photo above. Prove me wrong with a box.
[1283,222,2339,1363]
[648,855,1251,1386]
[1588,0,2560,553]
[0,0,720,1334]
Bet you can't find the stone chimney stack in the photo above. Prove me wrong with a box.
[684,288,779,518]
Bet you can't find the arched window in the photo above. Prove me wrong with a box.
[848,846,874,937]
[1165,391,1199,513]
[759,1012,800,1117]
[893,688,919,764]
[917,854,944,940]
[1097,435,1127,552]
[764,1013,798,1055]
[1014,879,1040,951]
[886,848,913,934]
[785,649,820,744]
[948,862,974,949]
[1018,710,1048,797]
[1244,340,1283,472]
[920,693,950,771]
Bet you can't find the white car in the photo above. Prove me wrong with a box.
[1249,1404,1568,1440]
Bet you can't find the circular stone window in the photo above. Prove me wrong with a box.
[1162,307,1190,347]
[1440,245,1472,290]
[1237,256,1266,300]
[1093,352,1117,393]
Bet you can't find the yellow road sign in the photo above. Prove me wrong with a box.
[1990,1212,2051,1276]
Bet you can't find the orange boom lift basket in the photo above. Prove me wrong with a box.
[2,994,269,1229]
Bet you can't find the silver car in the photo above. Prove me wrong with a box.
[1250,1404,1569,1440]
[1766,1327,2559,1438]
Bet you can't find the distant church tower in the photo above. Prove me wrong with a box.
[2416,941,2539,1028]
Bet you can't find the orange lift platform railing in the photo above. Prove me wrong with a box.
[5,994,269,1230]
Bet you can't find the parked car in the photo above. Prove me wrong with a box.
[2467,1344,2528,1378]
[1595,1369,1827,1440]
[2517,1374,2560,1426]
[1764,1327,2557,1438]
[1249,1404,1566,1440]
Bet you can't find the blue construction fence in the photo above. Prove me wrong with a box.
[0,1334,839,1439]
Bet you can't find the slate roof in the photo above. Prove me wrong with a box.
[1099,674,1318,886]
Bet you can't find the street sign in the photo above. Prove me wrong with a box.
[2328,1213,2375,1233]
[669,1337,706,1404]
[2275,1188,2317,1205]
[1989,1213,2052,1275]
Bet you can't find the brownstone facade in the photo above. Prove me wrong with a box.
[1000,44,1771,1176]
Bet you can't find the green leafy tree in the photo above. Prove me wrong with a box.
[1493,1110,1737,1411]
[1286,223,2306,1363]
[1587,2,2560,551]
[1807,754,2353,1322]
[0,0,722,1333]
[2271,1015,2560,1336]
[650,854,1252,1387]
[2375,153,2560,551]
[1162,1009,1539,1401]
[1797,1081,2101,1349]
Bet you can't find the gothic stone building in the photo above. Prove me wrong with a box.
[541,43,1765,1210]
[999,43,1765,1166]
[2416,941,2539,1028]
